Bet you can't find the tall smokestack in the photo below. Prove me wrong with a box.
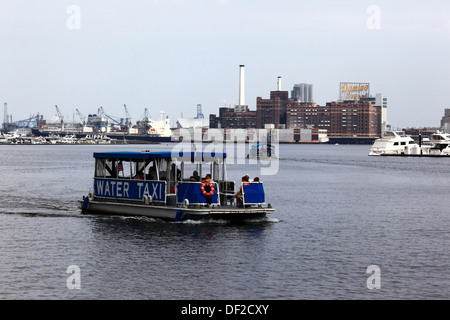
[277,76,282,91]
[239,65,245,106]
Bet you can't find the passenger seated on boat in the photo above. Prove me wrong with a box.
[171,163,182,181]
[231,175,250,207]
[113,161,124,178]
[147,166,157,180]
[253,177,260,182]
[192,170,200,182]
[205,174,213,182]
[135,172,144,180]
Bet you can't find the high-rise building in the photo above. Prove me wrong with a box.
[440,109,450,130]
[291,83,313,102]
[361,93,389,134]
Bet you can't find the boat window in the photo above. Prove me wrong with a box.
[147,161,157,180]
[393,142,399,145]
[409,141,416,144]
[95,159,106,177]
[97,160,118,178]
[132,160,145,180]
[401,142,406,145]
[159,160,168,180]
[115,160,131,179]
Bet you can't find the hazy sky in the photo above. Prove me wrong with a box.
[1,0,449,128]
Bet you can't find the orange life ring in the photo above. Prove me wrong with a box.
[200,181,215,197]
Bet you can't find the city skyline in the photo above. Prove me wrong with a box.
[1,0,449,128]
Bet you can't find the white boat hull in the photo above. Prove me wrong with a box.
[80,198,274,221]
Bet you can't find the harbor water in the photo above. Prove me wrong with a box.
[0,143,449,300]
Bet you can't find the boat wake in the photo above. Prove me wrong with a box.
[177,216,281,225]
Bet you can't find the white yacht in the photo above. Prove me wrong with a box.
[430,132,450,147]
[369,131,423,156]
[0,134,9,144]
[428,132,450,155]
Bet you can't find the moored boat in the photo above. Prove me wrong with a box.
[428,132,450,155]
[369,131,428,156]
[80,150,274,221]
[369,131,450,157]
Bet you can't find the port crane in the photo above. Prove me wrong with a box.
[14,114,39,128]
[123,104,132,127]
[55,105,65,132]
[100,106,134,130]
[76,109,86,126]
[136,108,151,134]
[100,106,121,126]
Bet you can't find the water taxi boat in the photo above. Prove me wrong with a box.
[80,151,274,221]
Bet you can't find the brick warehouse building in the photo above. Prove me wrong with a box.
[286,100,381,138]
[256,90,290,129]
[211,95,381,138]
[209,68,382,139]
[209,106,257,129]
[255,85,381,138]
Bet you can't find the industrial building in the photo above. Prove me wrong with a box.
[256,77,289,129]
[209,67,387,143]
[209,65,257,129]
[209,106,256,129]
[285,100,381,139]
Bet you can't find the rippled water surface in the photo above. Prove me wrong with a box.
[1,143,449,299]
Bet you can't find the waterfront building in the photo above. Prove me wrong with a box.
[361,93,390,134]
[209,106,256,129]
[256,90,290,129]
[286,99,381,138]
[256,77,291,129]
[440,109,450,132]
[209,67,383,140]
[171,127,328,143]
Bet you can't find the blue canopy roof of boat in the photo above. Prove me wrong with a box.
[251,142,266,147]
[93,151,227,161]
